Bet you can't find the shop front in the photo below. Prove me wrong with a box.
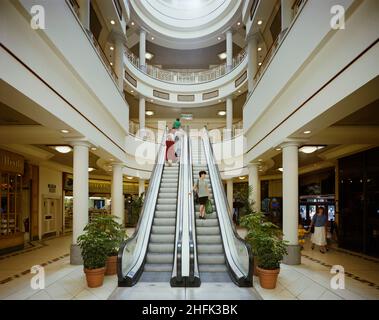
[0,149,25,253]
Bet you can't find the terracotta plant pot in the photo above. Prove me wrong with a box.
[257,267,280,289]
[84,267,105,288]
[105,255,118,275]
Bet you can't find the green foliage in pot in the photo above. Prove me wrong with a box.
[131,193,144,223]
[235,185,255,218]
[86,214,128,256]
[77,223,109,270]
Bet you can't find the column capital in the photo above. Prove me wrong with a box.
[139,27,148,34]
[280,138,307,149]
[67,139,92,148]
[225,28,233,35]
[247,161,260,168]
[111,162,124,168]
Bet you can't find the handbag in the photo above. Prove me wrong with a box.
[205,199,213,215]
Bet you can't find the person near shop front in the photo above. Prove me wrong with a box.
[165,132,176,166]
[194,171,210,220]
[309,206,328,253]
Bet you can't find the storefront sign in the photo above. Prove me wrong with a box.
[0,149,24,174]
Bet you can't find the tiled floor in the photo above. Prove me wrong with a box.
[0,233,378,300]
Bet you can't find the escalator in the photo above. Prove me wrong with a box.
[118,130,182,286]
[190,129,253,287]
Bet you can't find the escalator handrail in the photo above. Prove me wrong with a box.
[118,127,168,285]
[201,128,253,286]
[171,132,185,284]
[188,130,200,283]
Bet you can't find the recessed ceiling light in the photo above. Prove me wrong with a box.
[146,110,154,116]
[299,146,325,154]
[54,146,72,154]
[110,46,114,51]
[218,99,222,103]
[258,159,263,162]
[60,129,70,134]
[110,62,113,66]
[145,52,154,60]
[150,99,154,102]
[257,20,263,25]
[127,176,133,180]
[258,47,262,51]
[88,167,95,172]
[110,20,115,25]
[258,62,262,66]
[238,90,241,93]
[278,167,283,172]
[217,36,222,40]
[218,111,226,116]
[91,147,97,151]
[131,90,134,93]
[237,22,241,26]
[276,148,281,151]
[151,37,155,40]
[239,176,246,180]
[218,52,227,60]
[131,22,135,26]
[304,130,311,134]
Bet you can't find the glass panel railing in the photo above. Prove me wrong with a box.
[201,128,253,286]
[117,128,167,286]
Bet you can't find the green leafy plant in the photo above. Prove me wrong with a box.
[235,185,256,217]
[130,193,144,225]
[77,224,109,270]
[86,214,128,256]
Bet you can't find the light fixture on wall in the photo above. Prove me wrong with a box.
[218,52,227,60]
[145,52,154,60]
[299,146,325,154]
[146,110,154,116]
[54,146,72,154]
[218,111,226,116]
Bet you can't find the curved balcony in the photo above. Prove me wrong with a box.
[125,48,246,85]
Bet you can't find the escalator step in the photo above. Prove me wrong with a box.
[148,243,174,253]
[153,218,176,226]
[198,254,225,265]
[152,225,176,234]
[198,264,228,272]
[197,235,222,244]
[197,244,224,254]
[144,263,173,272]
[196,226,220,235]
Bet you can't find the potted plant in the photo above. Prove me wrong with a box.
[77,222,109,288]
[87,214,128,275]
[254,229,288,289]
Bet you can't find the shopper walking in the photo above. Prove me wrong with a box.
[172,118,181,130]
[194,171,210,220]
[310,207,328,253]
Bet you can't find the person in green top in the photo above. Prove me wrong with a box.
[172,118,181,130]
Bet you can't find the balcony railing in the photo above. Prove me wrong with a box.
[125,49,247,84]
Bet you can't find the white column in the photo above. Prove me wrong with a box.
[139,29,146,72]
[281,0,293,34]
[226,97,233,140]
[70,141,90,265]
[227,179,234,215]
[226,29,233,72]
[138,179,145,196]
[139,97,145,136]
[114,36,125,91]
[282,142,301,265]
[247,34,258,93]
[77,0,90,30]
[111,163,124,225]
[248,163,260,212]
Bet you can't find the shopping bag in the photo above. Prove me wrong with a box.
[205,199,213,215]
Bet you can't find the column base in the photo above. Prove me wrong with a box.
[70,244,83,265]
[282,244,301,265]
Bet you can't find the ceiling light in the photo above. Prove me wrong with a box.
[217,36,222,40]
[145,52,154,60]
[258,62,262,66]
[278,167,283,172]
[257,20,263,25]
[110,46,114,51]
[131,90,134,93]
[218,99,222,103]
[88,167,95,172]
[239,176,246,180]
[110,20,115,25]
[238,90,241,93]
[60,129,70,134]
[131,22,135,26]
[276,148,281,151]
[150,99,154,102]
[218,52,227,60]
[127,176,133,180]
[54,146,72,154]
[110,158,114,161]
[218,111,226,116]
[151,37,155,40]
[237,22,241,26]
[299,146,325,154]
[258,47,262,51]
[110,62,113,66]
[146,110,154,116]
[304,130,311,134]
[91,147,97,151]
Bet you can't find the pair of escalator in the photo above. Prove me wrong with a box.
[117,128,253,288]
